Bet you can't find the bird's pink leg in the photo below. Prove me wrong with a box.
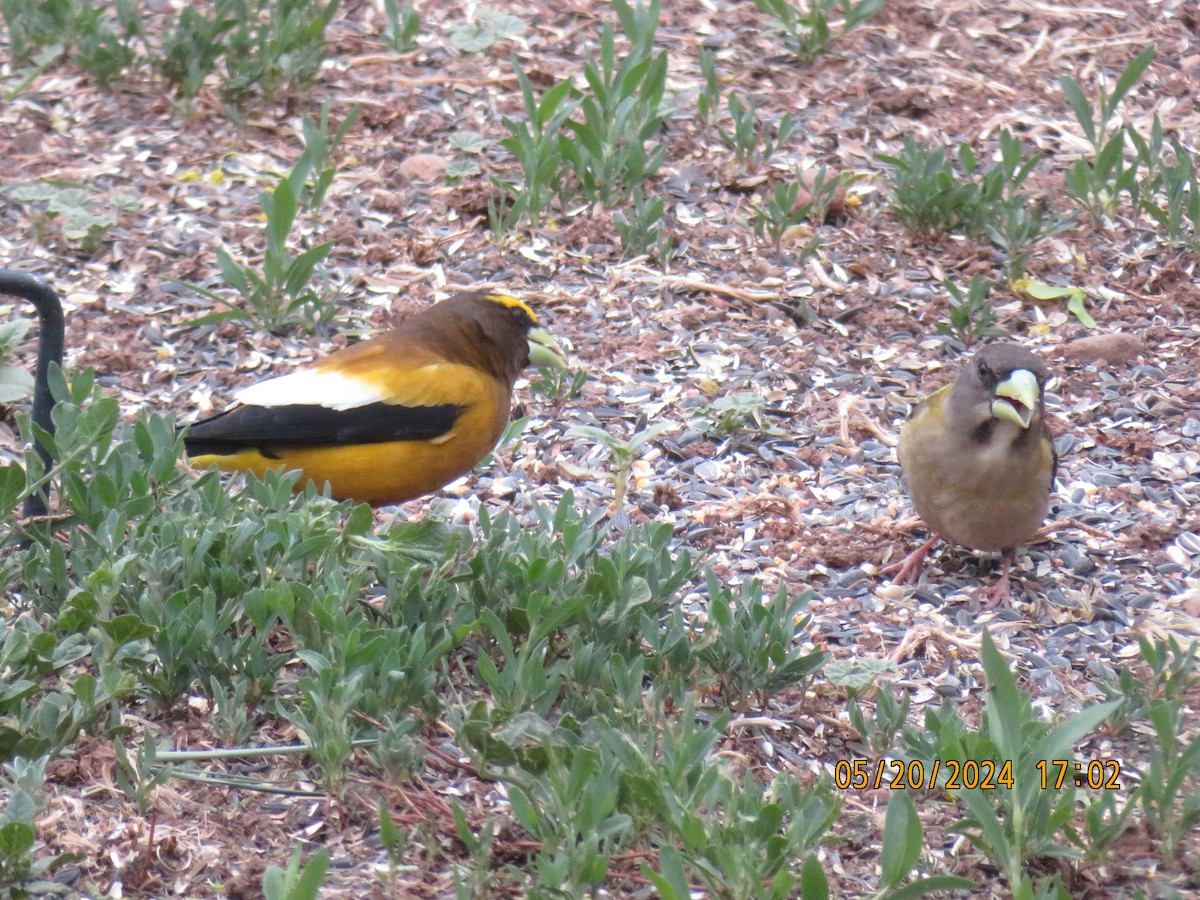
[980,549,1015,609]
[883,535,940,586]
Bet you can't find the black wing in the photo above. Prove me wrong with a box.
[182,401,464,456]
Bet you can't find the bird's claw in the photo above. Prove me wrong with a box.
[882,535,940,586]
[979,574,1011,610]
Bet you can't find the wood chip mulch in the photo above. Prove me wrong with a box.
[2,0,1199,895]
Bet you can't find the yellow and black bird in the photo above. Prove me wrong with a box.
[886,343,1056,607]
[183,290,567,506]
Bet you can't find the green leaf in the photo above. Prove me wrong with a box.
[798,852,829,899]
[0,364,35,402]
[880,792,922,888]
[1067,292,1096,328]
[0,461,27,514]
[1058,76,1095,145]
[645,845,690,899]
[0,821,35,856]
[980,629,1025,767]
[884,875,979,900]
[449,130,487,153]
[1107,45,1155,115]
[291,847,330,900]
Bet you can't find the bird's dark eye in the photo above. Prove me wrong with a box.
[976,360,994,383]
[512,307,531,326]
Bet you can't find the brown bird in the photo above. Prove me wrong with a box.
[886,344,1056,607]
[183,291,567,506]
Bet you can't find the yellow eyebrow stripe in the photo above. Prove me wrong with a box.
[484,292,538,323]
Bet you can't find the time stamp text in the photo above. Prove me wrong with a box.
[834,759,1122,792]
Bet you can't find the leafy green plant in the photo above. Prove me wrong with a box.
[185,177,337,333]
[883,130,1065,280]
[0,0,73,65]
[1115,637,1200,859]
[754,166,839,251]
[450,801,504,897]
[502,741,632,894]
[446,130,486,182]
[291,102,361,212]
[381,0,420,52]
[4,182,135,256]
[152,0,337,110]
[1077,786,1138,863]
[1095,635,1199,737]
[448,6,525,53]
[218,0,340,110]
[557,0,668,208]
[696,578,825,708]
[0,756,81,895]
[1136,121,1200,251]
[1136,696,1200,859]
[613,188,674,264]
[154,0,242,100]
[13,368,377,706]
[491,0,666,231]
[649,765,840,899]
[844,682,909,758]
[903,630,1121,896]
[693,390,784,440]
[565,421,670,511]
[207,676,257,745]
[696,45,723,125]
[752,0,885,61]
[1059,45,1155,224]
[880,137,981,235]
[719,93,795,174]
[284,661,361,798]
[984,194,1060,284]
[376,800,410,890]
[964,130,1070,281]
[112,735,173,815]
[71,0,140,86]
[262,846,330,900]
[183,103,357,334]
[0,0,139,83]
[0,318,35,403]
[490,67,578,234]
[527,363,587,404]
[936,275,1004,346]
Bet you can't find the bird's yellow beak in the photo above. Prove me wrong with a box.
[527,327,569,369]
[992,368,1039,429]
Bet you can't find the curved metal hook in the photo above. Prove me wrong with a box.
[0,270,65,518]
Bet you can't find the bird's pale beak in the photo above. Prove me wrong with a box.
[992,368,1039,429]
[527,327,569,369]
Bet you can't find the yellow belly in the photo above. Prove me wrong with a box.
[189,392,510,506]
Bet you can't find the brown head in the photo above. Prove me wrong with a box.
[947,343,1049,444]
[407,291,565,385]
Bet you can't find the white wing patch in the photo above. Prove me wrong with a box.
[234,368,385,411]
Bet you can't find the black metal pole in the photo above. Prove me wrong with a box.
[0,270,65,518]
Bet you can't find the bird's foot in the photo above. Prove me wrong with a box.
[978,549,1016,609]
[882,535,940,586]
[979,573,1011,609]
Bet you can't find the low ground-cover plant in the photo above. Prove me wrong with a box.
[0,366,845,892]
[1,0,337,112]
[491,0,668,233]
[903,631,1122,897]
[752,0,885,62]
[1060,45,1155,225]
[183,104,358,333]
